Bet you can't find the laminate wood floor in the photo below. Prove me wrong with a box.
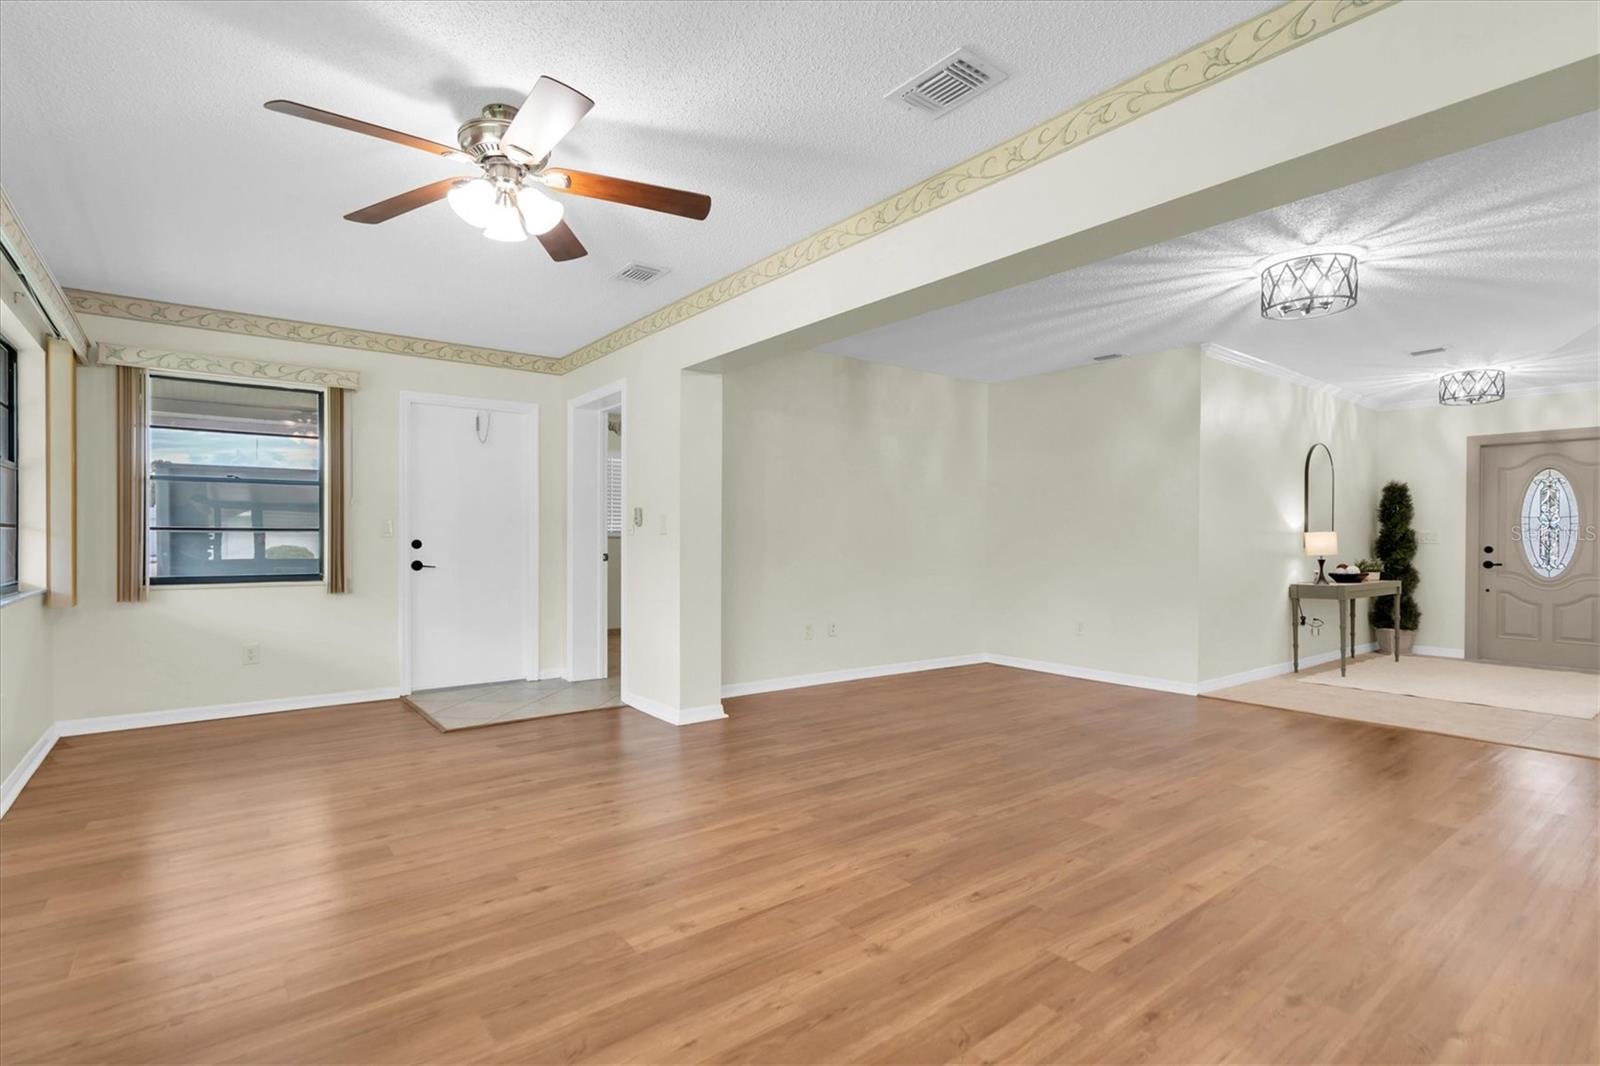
[2,664,1595,1064]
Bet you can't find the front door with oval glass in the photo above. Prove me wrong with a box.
[1475,431,1599,672]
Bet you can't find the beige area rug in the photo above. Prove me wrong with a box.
[1207,654,1598,759]
[1301,656,1598,719]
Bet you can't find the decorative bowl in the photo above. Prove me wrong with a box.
[1328,571,1364,584]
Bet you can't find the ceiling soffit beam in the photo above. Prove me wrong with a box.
[0,186,91,359]
[556,0,1398,373]
[695,53,1600,382]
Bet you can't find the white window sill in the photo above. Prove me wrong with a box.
[148,580,327,593]
[0,585,46,609]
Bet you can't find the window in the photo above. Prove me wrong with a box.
[1520,467,1579,579]
[606,454,623,536]
[0,341,17,593]
[147,375,323,585]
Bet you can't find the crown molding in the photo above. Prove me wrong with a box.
[1200,342,1374,409]
[559,0,1396,373]
[95,343,361,390]
[67,289,563,375]
[0,186,91,357]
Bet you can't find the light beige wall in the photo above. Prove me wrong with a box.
[0,597,52,786]
[1370,388,1599,653]
[54,314,567,720]
[1197,356,1376,683]
[985,348,1202,685]
[721,351,986,686]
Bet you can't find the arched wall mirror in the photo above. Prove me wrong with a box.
[1303,443,1336,583]
[1303,443,1335,533]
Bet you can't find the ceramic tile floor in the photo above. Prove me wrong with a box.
[405,631,623,732]
[405,676,624,731]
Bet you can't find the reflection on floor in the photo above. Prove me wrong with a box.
[1208,652,1600,758]
[406,630,623,732]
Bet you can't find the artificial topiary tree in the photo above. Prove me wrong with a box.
[1370,480,1421,631]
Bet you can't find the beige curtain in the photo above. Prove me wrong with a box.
[325,386,348,593]
[114,366,147,603]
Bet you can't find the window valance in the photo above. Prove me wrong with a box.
[95,343,359,390]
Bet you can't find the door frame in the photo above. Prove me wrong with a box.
[1464,425,1599,662]
[397,390,540,695]
[567,379,625,682]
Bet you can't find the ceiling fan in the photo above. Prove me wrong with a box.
[264,77,711,262]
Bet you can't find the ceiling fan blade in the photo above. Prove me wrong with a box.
[546,169,711,220]
[264,100,472,161]
[537,220,587,261]
[501,77,594,161]
[344,178,465,224]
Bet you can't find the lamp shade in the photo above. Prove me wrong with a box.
[1303,531,1338,557]
[517,185,564,235]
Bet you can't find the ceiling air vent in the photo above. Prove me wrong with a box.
[613,262,666,284]
[1092,353,1125,362]
[886,48,1008,117]
[1409,346,1447,357]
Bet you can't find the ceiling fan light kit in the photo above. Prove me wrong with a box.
[265,78,712,262]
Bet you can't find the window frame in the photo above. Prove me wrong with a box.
[146,374,327,587]
[0,340,17,595]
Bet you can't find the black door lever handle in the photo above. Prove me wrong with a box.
[410,560,436,571]
[1481,560,1503,569]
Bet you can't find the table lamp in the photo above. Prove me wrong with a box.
[1304,531,1338,584]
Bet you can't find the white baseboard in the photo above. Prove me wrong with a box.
[55,687,405,738]
[986,654,1202,695]
[721,654,987,699]
[1196,643,1379,694]
[1413,645,1465,658]
[1,722,62,819]
[622,690,728,726]
[539,667,567,680]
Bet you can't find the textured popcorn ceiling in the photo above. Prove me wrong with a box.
[822,113,1600,407]
[0,0,1269,357]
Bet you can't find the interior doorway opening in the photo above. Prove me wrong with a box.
[568,381,625,684]
[604,408,623,680]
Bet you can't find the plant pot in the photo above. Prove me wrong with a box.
[1361,571,1381,583]
[1375,628,1415,655]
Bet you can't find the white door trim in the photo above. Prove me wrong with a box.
[567,379,625,683]
[397,391,540,694]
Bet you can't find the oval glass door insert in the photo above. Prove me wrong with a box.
[1520,467,1579,578]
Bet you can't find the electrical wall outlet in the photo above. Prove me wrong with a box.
[242,642,261,666]
[1074,621,1086,637]
[804,624,813,641]
[827,623,838,638]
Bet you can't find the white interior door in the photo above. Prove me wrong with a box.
[405,397,536,691]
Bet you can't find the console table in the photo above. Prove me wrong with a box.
[1289,580,1402,676]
